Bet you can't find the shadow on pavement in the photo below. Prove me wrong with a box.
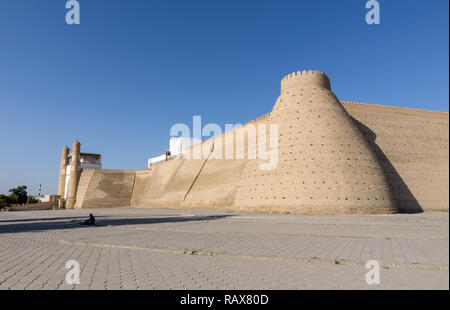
[0,216,107,224]
[0,214,233,234]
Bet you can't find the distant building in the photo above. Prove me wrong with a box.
[34,195,60,203]
[147,137,201,168]
[148,151,171,167]
[169,137,202,157]
[78,153,102,170]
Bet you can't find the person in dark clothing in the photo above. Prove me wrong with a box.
[80,213,95,225]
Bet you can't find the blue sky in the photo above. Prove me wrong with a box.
[0,0,448,195]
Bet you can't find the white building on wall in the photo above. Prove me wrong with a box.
[147,137,201,168]
[79,153,102,169]
[148,151,171,167]
[169,137,202,157]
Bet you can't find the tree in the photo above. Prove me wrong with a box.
[27,196,39,204]
[0,185,38,207]
[8,185,29,205]
[0,194,10,208]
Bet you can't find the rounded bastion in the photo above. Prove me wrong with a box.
[280,70,331,94]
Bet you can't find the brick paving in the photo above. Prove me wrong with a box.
[0,208,448,290]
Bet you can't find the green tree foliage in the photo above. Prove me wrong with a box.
[8,185,29,205]
[0,194,10,208]
[0,185,39,207]
[27,196,39,204]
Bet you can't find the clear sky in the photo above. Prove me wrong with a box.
[0,0,448,195]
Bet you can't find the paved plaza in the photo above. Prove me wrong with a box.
[0,208,448,290]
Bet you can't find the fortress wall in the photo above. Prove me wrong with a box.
[129,157,245,209]
[182,159,247,207]
[235,78,398,214]
[342,101,449,211]
[72,70,448,214]
[74,169,95,208]
[130,159,204,207]
[74,169,136,209]
[181,116,269,207]
[130,117,269,209]
[129,169,154,206]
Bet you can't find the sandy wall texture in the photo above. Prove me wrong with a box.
[74,169,136,209]
[342,101,449,212]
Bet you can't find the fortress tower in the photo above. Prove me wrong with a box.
[280,70,331,93]
[235,70,397,214]
[57,146,69,197]
[66,140,81,209]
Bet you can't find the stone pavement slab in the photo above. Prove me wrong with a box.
[0,209,448,290]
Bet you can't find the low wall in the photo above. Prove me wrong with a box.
[74,169,136,209]
[8,201,57,211]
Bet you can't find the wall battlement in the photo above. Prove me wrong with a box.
[281,70,331,94]
[341,100,449,116]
